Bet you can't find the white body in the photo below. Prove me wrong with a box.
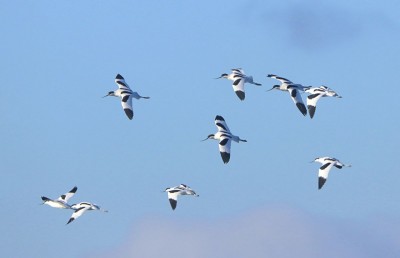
[41,186,77,210]
[45,201,71,209]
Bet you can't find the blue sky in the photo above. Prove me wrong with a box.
[1,0,400,257]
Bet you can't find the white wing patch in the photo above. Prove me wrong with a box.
[232,77,245,100]
[115,74,132,91]
[218,136,231,164]
[121,94,133,120]
[67,206,90,224]
[214,115,231,133]
[318,162,334,180]
[57,186,77,204]
[288,87,307,116]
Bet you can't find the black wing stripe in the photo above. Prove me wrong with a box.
[320,163,331,170]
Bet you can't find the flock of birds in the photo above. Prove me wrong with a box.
[41,70,351,223]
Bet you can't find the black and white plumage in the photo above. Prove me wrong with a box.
[305,86,342,118]
[103,74,150,120]
[67,202,108,224]
[267,74,310,116]
[41,186,77,209]
[164,184,199,210]
[216,68,262,101]
[312,157,351,189]
[202,115,247,164]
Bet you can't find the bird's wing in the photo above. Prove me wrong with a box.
[232,77,245,101]
[115,74,132,91]
[185,189,198,196]
[214,115,231,133]
[267,74,293,84]
[57,186,77,204]
[334,160,350,169]
[178,185,196,195]
[67,206,90,224]
[231,68,245,75]
[178,184,188,189]
[318,162,334,189]
[325,87,342,98]
[218,136,232,164]
[167,190,180,210]
[120,94,134,120]
[288,87,307,116]
[306,92,325,119]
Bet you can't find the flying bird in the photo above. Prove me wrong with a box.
[311,157,351,189]
[202,115,247,164]
[103,74,150,120]
[267,74,310,116]
[41,186,77,209]
[216,68,262,101]
[164,184,199,210]
[305,86,342,118]
[67,202,108,224]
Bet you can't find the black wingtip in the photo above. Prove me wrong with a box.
[235,91,245,101]
[70,186,78,193]
[308,105,316,119]
[215,115,225,121]
[221,152,230,164]
[296,103,307,116]
[124,109,133,120]
[318,177,327,189]
[169,199,177,210]
[41,196,50,202]
[116,74,124,79]
[66,218,74,225]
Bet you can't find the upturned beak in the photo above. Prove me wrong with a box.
[201,137,209,142]
[214,76,223,79]
[266,87,275,92]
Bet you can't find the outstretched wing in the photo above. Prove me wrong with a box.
[232,77,245,101]
[231,68,245,75]
[288,87,307,116]
[121,94,134,120]
[218,136,232,164]
[267,74,293,84]
[307,92,325,119]
[57,186,77,204]
[230,69,245,100]
[321,86,342,98]
[115,74,132,91]
[67,205,90,224]
[167,190,180,210]
[214,115,231,133]
[318,162,334,189]
[179,184,197,196]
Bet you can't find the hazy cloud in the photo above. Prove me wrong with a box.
[91,206,400,258]
[263,3,363,50]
